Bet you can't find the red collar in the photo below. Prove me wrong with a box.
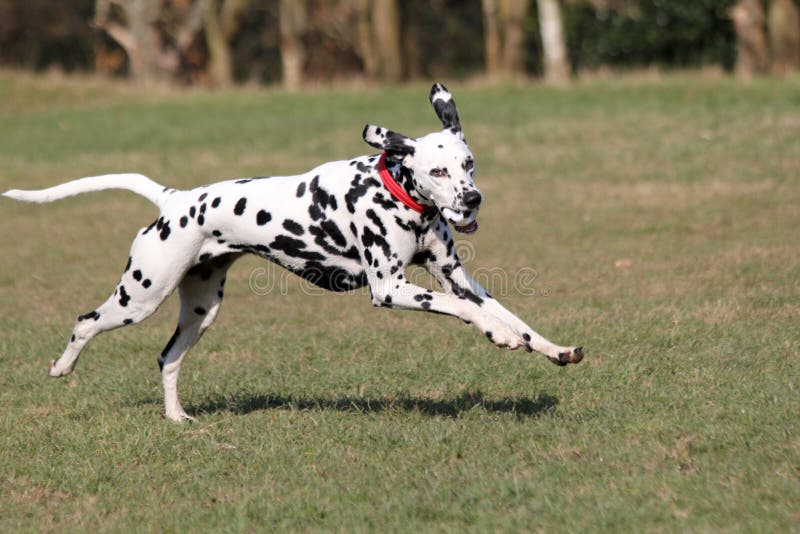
[377,152,426,214]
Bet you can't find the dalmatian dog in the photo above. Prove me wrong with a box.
[4,83,583,422]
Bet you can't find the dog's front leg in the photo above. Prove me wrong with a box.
[367,274,527,351]
[419,220,583,366]
[435,264,583,365]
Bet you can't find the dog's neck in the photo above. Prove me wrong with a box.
[386,161,434,210]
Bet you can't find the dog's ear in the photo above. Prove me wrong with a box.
[363,124,417,163]
[429,83,462,136]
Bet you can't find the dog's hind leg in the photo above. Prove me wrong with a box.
[49,226,194,377]
[158,254,240,422]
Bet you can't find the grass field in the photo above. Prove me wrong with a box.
[0,72,798,531]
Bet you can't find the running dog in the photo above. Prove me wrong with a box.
[3,83,583,422]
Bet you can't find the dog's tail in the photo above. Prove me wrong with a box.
[3,173,167,208]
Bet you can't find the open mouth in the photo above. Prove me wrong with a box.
[454,220,479,234]
[441,207,479,234]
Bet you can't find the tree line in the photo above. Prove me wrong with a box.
[0,0,798,86]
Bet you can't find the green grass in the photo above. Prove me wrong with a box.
[1,71,798,532]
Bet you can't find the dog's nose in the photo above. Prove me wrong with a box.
[463,190,482,209]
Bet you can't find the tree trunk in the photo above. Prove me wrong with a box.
[355,0,379,79]
[537,0,569,83]
[402,0,421,79]
[202,0,249,87]
[730,0,770,77]
[768,0,800,76]
[499,0,528,76]
[371,0,403,82]
[204,0,233,87]
[94,0,163,81]
[279,0,307,90]
[482,0,502,77]
[94,0,209,83]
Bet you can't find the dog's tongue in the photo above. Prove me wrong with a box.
[454,220,479,234]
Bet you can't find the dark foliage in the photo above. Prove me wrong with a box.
[565,0,739,72]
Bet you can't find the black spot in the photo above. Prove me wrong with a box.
[234,197,247,215]
[452,284,484,306]
[180,216,188,228]
[189,206,196,218]
[213,230,222,237]
[235,178,253,185]
[308,204,323,221]
[124,256,132,272]
[320,220,347,247]
[124,318,133,325]
[385,295,392,304]
[269,235,325,261]
[160,221,171,241]
[200,203,207,214]
[198,193,207,201]
[142,279,152,288]
[345,173,379,213]
[282,219,304,235]
[118,285,130,307]
[70,334,76,342]
[361,226,392,259]
[523,333,531,342]
[78,310,100,321]
[485,331,493,340]
[421,301,431,310]
[211,197,221,208]
[411,250,435,265]
[296,182,306,197]
[194,307,206,316]
[372,192,398,211]
[197,214,205,226]
[257,210,271,226]
[282,261,367,292]
[217,290,224,298]
[133,269,142,281]
[366,209,387,236]
[160,326,181,366]
[310,175,336,212]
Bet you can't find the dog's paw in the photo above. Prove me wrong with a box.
[165,410,197,423]
[49,358,74,377]
[548,346,584,366]
[483,322,525,350]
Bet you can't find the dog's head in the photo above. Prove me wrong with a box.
[363,83,481,234]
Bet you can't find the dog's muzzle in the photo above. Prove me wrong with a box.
[441,206,479,234]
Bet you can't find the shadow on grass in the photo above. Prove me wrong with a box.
[184,389,559,419]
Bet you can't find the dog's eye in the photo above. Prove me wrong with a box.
[430,168,446,177]
[464,160,474,171]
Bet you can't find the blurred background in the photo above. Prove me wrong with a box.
[0,0,797,88]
